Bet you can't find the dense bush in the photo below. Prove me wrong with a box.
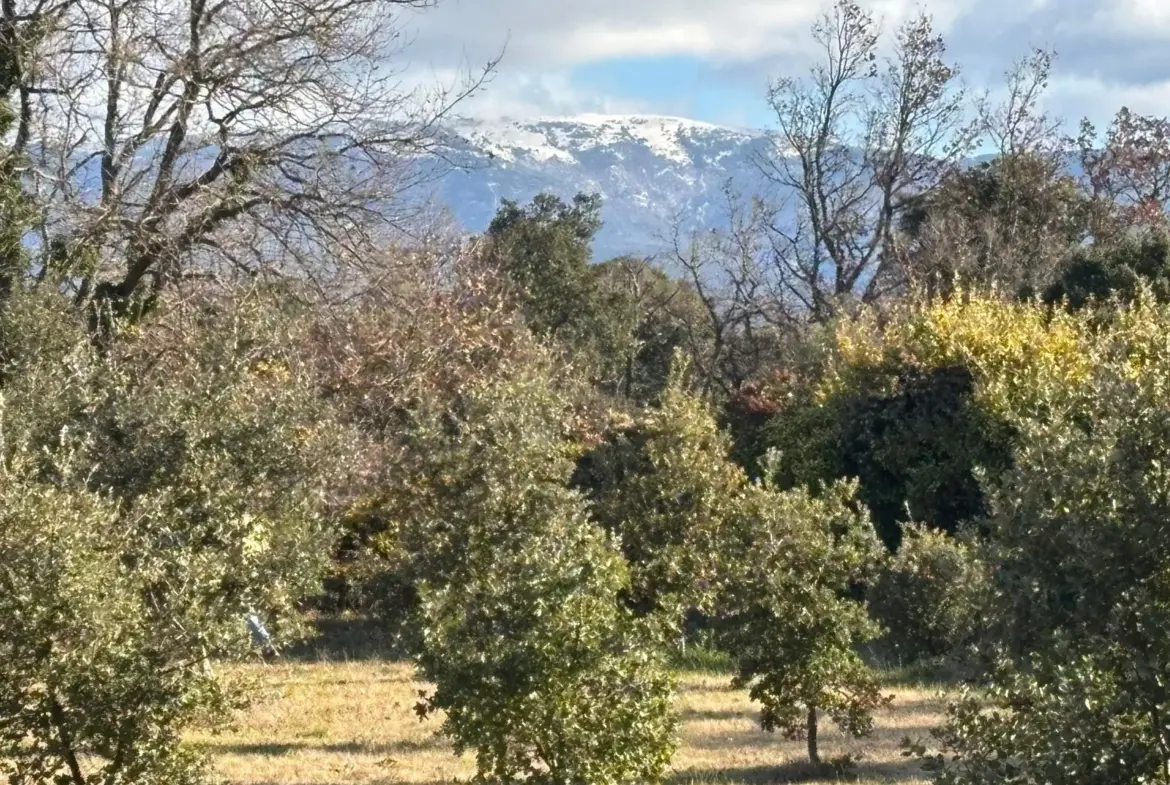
[573,361,745,622]
[868,524,990,663]
[0,288,353,785]
[912,295,1170,783]
[401,367,678,785]
[761,296,1091,548]
[1044,231,1170,310]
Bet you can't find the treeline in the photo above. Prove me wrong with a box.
[5,1,1170,784]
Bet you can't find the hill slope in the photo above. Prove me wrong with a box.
[438,115,774,259]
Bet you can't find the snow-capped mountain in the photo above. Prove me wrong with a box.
[437,115,775,260]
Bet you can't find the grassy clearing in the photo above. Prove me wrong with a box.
[192,658,946,785]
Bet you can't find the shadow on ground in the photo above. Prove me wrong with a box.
[680,707,755,722]
[207,737,447,757]
[668,758,928,784]
[280,615,411,662]
[684,725,939,753]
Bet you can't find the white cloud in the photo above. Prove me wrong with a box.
[1046,76,1170,126]
[1108,0,1170,35]
[397,0,1170,124]
[453,71,656,119]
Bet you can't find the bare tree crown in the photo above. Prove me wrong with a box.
[4,0,493,314]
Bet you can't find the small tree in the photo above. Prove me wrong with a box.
[406,368,678,785]
[589,255,712,403]
[714,476,889,766]
[580,363,887,766]
[1044,230,1170,310]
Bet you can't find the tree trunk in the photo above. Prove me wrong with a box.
[806,705,820,766]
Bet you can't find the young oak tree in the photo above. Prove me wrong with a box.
[403,365,678,785]
[578,362,889,766]
[714,473,889,767]
[573,361,747,624]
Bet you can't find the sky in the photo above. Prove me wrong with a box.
[399,0,1170,132]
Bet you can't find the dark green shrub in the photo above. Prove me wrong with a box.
[868,524,990,663]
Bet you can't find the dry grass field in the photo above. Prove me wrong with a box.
[191,655,947,785]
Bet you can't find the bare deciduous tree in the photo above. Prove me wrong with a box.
[896,49,1089,296]
[668,184,797,395]
[2,0,495,324]
[1079,107,1170,234]
[759,0,971,320]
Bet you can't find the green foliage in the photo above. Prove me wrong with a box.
[580,362,887,765]
[0,470,223,785]
[486,192,603,343]
[912,296,1170,783]
[714,477,889,765]
[837,363,1010,549]
[898,151,1092,297]
[404,368,678,785]
[0,289,352,785]
[916,649,1170,785]
[1044,231,1170,310]
[485,195,712,403]
[868,523,990,663]
[589,257,711,403]
[760,296,1087,549]
[573,362,745,620]
[764,358,1012,550]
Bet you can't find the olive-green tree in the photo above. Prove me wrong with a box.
[0,288,353,785]
[715,475,889,766]
[590,256,713,403]
[578,363,889,766]
[405,367,678,785]
[914,297,1170,784]
[868,523,991,663]
[485,192,604,342]
[1044,231,1170,310]
[573,362,745,621]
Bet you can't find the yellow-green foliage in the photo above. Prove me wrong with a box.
[820,290,1170,437]
[824,295,1093,421]
[765,294,1120,549]
[916,293,1170,784]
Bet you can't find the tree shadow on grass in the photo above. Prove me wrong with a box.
[669,758,928,784]
[280,615,411,662]
[208,737,447,757]
[681,707,756,722]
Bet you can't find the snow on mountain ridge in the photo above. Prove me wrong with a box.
[453,114,764,167]
[438,114,774,259]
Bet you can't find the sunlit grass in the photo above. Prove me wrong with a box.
[192,656,947,785]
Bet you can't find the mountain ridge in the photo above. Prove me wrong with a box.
[436,114,776,259]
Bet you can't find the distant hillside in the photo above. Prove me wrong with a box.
[437,115,774,260]
[433,115,1088,261]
